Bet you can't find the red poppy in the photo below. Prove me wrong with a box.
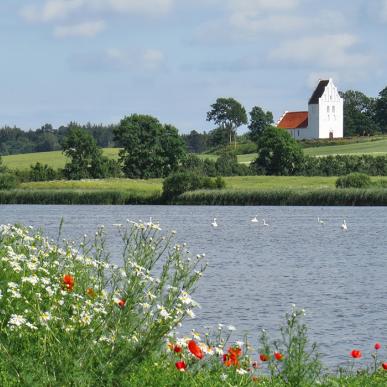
[274,352,283,361]
[260,354,269,362]
[188,340,203,359]
[382,362,387,370]
[63,274,74,291]
[175,361,187,372]
[351,350,362,359]
[117,299,126,309]
[173,345,182,353]
[223,347,241,367]
[375,343,381,350]
[252,361,259,369]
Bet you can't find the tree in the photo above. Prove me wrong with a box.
[61,126,112,180]
[181,130,208,153]
[114,114,187,179]
[252,126,304,175]
[248,106,274,142]
[206,98,247,148]
[340,90,379,136]
[375,86,387,133]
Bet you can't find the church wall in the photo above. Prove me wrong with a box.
[307,103,319,139]
[318,80,344,139]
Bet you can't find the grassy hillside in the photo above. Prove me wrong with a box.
[202,137,387,164]
[2,137,387,170]
[2,148,120,170]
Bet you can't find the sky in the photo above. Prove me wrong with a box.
[1,0,386,133]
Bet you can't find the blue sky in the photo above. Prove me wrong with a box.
[1,0,386,133]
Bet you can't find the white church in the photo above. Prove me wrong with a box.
[277,78,344,140]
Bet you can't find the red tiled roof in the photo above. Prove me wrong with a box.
[277,111,308,129]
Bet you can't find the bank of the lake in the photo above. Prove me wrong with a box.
[1,176,386,205]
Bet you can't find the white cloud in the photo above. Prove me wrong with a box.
[21,0,85,22]
[54,20,106,38]
[270,34,373,69]
[21,0,174,22]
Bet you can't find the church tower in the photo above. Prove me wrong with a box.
[308,78,344,139]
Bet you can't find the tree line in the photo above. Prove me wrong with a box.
[1,84,386,157]
[0,123,116,156]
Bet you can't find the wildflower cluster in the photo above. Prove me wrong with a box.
[0,222,206,385]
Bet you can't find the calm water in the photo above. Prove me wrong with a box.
[1,205,386,366]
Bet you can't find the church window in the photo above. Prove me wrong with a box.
[297,130,300,137]
[332,106,335,113]
[327,106,330,113]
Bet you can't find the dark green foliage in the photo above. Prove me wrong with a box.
[0,156,6,173]
[248,106,274,142]
[207,97,247,146]
[114,115,187,179]
[336,173,372,189]
[29,162,59,181]
[181,130,209,153]
[300,155,387,176]
[253,127,304,175]
[162,172,225,200]
[0,173,18,190]
[207,126,230,148]
[62,126,117,180]
[340,90,378,136]
[0,123,116,156]
[215,151,251,176]
[375,86,387,133]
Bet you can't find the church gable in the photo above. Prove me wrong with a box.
[308,80,329,105]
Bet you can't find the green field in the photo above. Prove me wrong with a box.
[20,178,163,193]
[2,138,387,170]
[20,175,387,192]
[2,148,120,170]
[201,138,387,164]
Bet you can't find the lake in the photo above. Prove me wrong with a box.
[1,204,386,366]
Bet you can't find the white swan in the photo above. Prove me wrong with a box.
[211,218,218,228]
[317,217,325,225]
[262,219,269,227]
[341,220,347,231]
[251,215,258,223]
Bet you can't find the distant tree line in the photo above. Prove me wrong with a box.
[0,122,116,156]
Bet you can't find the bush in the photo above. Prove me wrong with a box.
[336,173,372,189]
[29,162,60,181]
[162,172,225,200]
[0,223,205,385]
[300,155,387,176]
[253,127,304,176]
[0,173,17,190]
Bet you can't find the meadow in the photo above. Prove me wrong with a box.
[2,148,120,170]
[19,175,386,192]
[2,137,387,170]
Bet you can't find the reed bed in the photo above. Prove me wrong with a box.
[0,189,161,205]
[178,188,387,206]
